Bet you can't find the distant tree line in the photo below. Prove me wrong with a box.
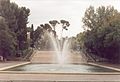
[30,20,70,50]
[0,0,30,60]
[76,6,120,63]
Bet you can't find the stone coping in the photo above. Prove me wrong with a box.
[89,63,120,72]
[0,62,30,71]
[0,70,120,75]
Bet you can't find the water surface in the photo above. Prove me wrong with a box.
[5,64,119,73]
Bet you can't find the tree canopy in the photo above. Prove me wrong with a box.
[77,6,120,63]
[0,16,17,60]
[32,20,70,50]
[0,0,30,60]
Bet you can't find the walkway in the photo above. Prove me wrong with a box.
[31,51,86,63]
[0,73,120,81]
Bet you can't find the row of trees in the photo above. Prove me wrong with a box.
[30,20,70,50]
[76,6,120,63]
[0,0,30,60]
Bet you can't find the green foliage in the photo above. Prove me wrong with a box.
[78,6,120,63]
[0,0,18,32]
[49,20,59,31]
[30,24,34,48]
[60,20,70,30]
[33,20,70,50]
[0,17,17,59]
[69,37,78,50]
[0,0,30,59]
[16,7,30,50]
[82,6,118,30]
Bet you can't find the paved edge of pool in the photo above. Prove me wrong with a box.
[0,62,30,71]
[89,63,120,72]
[0,70,120,75]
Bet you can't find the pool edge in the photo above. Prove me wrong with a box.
[89,62,120,72]
[0,62,30,71]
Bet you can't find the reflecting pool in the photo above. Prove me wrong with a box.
[5,64,119,73]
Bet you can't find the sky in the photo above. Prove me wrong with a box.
[11,0,120,37]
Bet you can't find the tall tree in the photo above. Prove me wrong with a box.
[0,0,30,59]
[0,0,30,51]
[82,6,118,30]
[80,6,120,63]
[60,20,70,31]
[30,24,34,48]
[16,7,30,50]
[60,20,70,38]
[0,16,17,60]
[0,0,18,32]
[49,20,59,31]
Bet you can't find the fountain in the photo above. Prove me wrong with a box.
[47,31,70,64]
